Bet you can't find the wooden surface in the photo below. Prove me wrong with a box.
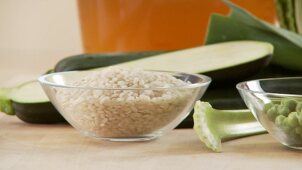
[0,114,301,170]
[0,1,301,169]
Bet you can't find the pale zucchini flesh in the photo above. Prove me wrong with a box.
[109,41,273,73]
[10,81,49,104]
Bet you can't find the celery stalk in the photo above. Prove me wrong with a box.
[0,88,14,115]
[193,101,266,152]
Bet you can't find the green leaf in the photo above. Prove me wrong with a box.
[224,0,302,48]
[205,14,302,71]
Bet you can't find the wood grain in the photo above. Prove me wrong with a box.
[0,114,301,170]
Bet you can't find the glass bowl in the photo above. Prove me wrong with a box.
[39,70,211,141]
[237,77,302,149]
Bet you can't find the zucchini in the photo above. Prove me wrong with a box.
[0,81,65,124]
[10,81,49,103]
[55,42,272,82]
[2,52,164,124]
[54,51,164,72]
[104,41,273,82]
[1,41,273,124]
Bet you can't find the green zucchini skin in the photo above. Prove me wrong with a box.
[28,46,272,125]
[51,50,271,127]
[204,54,272,84]
[54,51,164,72]
[55,51,272,83]
[10,52,163,124]
[13,102,66,124]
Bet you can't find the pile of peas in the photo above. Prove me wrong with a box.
[264,98,302,140]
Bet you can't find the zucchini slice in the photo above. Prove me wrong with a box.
[12,101,64,124]
[0,81,65,124]
[1,41,273,124]
[106,41,273,82]
[10,81,49,103]
[54,51,164,72]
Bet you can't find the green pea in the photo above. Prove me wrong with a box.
[277,105,290,117]
[297,111,302,126]
[275,115,286,127]
[279,117,293,134]
[287,112,299,128]
[281,98,297,112]
[296,102,302,112]
[295,127,302,135]
[264,102,274,113]
[271,98,281,105]
[266,104,278,121]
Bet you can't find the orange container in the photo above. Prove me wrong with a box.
[78,0,277,52]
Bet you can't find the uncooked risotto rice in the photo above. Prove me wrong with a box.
[56,67,192,137]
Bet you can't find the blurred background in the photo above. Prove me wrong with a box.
[0,0,277,86]
[0,0,82,86]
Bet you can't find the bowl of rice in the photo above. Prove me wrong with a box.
[39,67,211,141]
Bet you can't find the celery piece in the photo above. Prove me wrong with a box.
[193,101,266,152]
[0,88,14,115]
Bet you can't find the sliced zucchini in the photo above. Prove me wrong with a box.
[54,51,164,72]
[1,42,273,124]
[13,101,64,124]
[0,81,65,124]
[105,41,273,82]
[55,42,272,82]
[10,81,49,103]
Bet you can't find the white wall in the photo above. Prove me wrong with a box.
[0,0,82,86]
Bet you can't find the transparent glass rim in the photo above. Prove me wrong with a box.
[236,77,302,97]
[38,70,212,90]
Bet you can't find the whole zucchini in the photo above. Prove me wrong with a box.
[0,52,164,124]
[0,42,276,125]
[0,81,65,124]
[54,51,164,72]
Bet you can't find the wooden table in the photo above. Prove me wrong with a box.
[0,114,301,170]
[0,1,301,168]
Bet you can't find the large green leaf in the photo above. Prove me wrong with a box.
[205,14,302,71]
[224,0,302,48]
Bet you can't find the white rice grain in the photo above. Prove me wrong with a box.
[56,67,192,137]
